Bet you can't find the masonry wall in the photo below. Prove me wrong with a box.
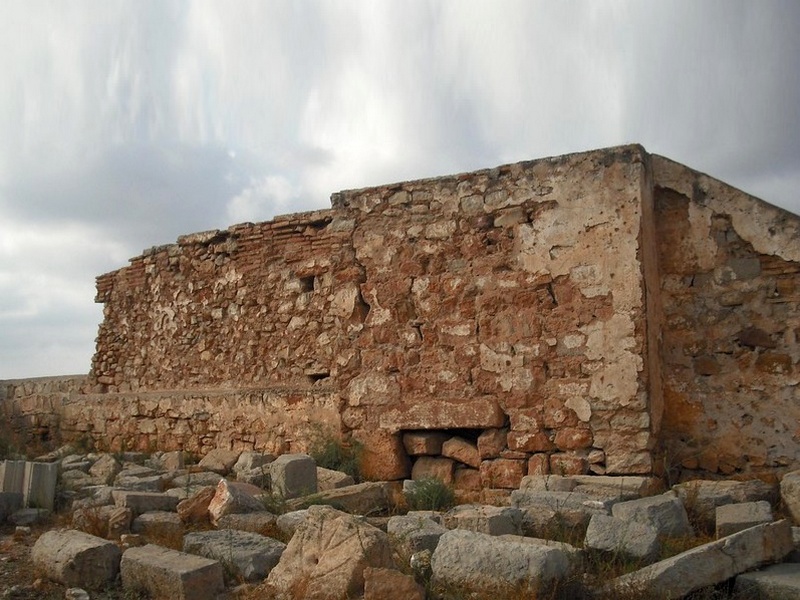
[654,156,800,478]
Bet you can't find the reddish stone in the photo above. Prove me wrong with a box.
[453,467,482,491]
[480,458,526,489]
[441,437,481,468]
[411,456,455,485]
[477,428,507,459]
[527,454,550,476]
[402,431,448,456]
[554,427,593,450]
[364,567,425,600]
[549,453,588,476]
[507,431,554,453]
[354,430,411,481]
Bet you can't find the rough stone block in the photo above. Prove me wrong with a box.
[387,513,448,556]
[176,486,216,523]
[442,504,523,536]
[288,481,389,515]
[270,453,318,499]
[31,529,121,589]
[479,458,526,489]
[441,437,480,468]
[88,454,122,485]
[317,466,355,491]
[208,479,266,525]
[734,563,800,599]
[403,431,449,456]
[431,529,571,596]
[354,429,411,481]
[477,428,507,459]
[198,449,241,475]
[611,491,693,538]
[676,478,776,530]
[510,490,610,536]
[233,451,275,475]
[113,490,180,516]
[411,456,455,485]
[131,511,184,540]
[584,513,660,563]
[608,520,793,599]
[215,512,278,535]
[781,470,800,526]
[275,509,308,539]
[364,566,425,600]
[715,500,773,538]
[121,543,224,600]
[183,529,286,582]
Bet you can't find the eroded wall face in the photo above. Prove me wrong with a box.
[654,156,800,477]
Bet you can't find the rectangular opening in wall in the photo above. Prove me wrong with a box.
[299,275,315,293]
[307,372,330,384]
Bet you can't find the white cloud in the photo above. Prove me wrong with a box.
[227,174,306,223]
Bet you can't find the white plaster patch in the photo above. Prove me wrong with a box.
[565,397,592,422]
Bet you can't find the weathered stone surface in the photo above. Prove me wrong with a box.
[608,520,794,599]
[23,461,58,511]
[611,491,693,538]
[781,470,800,526]
[411,456,455,485]
[31,529,121,589]
[270,453,317,499]
[519,474,577,493]
[72,505,132,539]
[442,504,522,536]
[716,500,773,538]
[183,529,286,582]
[734,563,800,599]
[121,544,224,600]
[170,471,224,489]
[288,481,389,515]
[403,431,449,456]
[266,505,394,599]
[584,513,660,563]
[511,490,610,535]
[387,513,448,556]
[431,529,572,596]
[354,429,411,481]
[232,451,275,475]
[130,511,183,539]
[198,449,240,475]
[275,509,308,539]
[316,467,355,491]
[477,429,507,459]
[675,478,776,529]
[208,479,265,525]
[364,567,425,600]
[216,511,278,535]
[113,490,180,516]
[176,486,216,523]
[0,491,23,523]
[88,454,122,485]
[441,437,480,468]
[480,458,526,489]
[9,507,49,525]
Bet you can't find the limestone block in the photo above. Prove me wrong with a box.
[569,475,663,497]
[430,529,571,596]
[208,479,265,525]
[121,544,224,600]
[266,505,394,600]
[288,481,389,515]
[114,473,167,493]
[183,529,286,582]
[584,513,660,563]
[441,437,481,468]
[354,429,410,481]
[453,467,481,492]
[715,500,773,538]
[235,467,270,488]
[387,513,448,556]
[364,567,425,600]
[131,511,183,539]
[734,563,800,599]
[233,451,275,475]
[88,454,122,485]
[412,456,455,485]
[176,486,216,523]
[611,491,693,538]
[215,512,278,535]
[31,529,121,589]
[170,471,223,489]
[442,504,522,536]
[275,509,308,539]
[477,428,507,459]
[480,458,526,489]
[403,431,449,456]
[72,505,132,539]
[607,520,793,600]
[160,451,185,471]
[510,490,610,536]
[270,453,318,499]
[676,478,776,529]
[519,475,578,493]
[317,467,355,491]
[781,470,800,526]
[113,491,180,516]
[198,449,241,475]
[23,461,58,510]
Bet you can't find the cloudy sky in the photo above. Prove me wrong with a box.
[1,1,798,379]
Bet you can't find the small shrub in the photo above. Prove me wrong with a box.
[405,477,455,511]
[308,427,363,482]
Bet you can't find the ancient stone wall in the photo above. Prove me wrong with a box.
[3,145,798,483]
[653,156,800,478]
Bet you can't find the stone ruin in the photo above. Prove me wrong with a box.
[1,144,799,488]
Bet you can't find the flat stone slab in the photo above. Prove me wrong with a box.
[121,544,224,600]
[610,491,693,538]
[287,481,389,515]
[735,563,800,599]
[32,529,121,589]
[442,504,522,536]
[607,520,794,599]
[113,490,180,515]
[584,513,660,563]
[387,514,448,556]
[183,529,286,582]
[716,500,773,538]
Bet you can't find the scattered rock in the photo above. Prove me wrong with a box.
[363,566,425,600]
[442,504,522,536]
[610,491,693,538]
[584,513,660,563]
[716,500,773,538]
[183,529,286,582]
[121,543,224,600]
[270,454,317,499]
[198,449,241,476]
[208,479,266,525]
[31,529,121,589]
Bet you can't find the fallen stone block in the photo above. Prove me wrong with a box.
[270,453,317,499]
[411,456,455,485]
[266,505,393,600]
[198,449,241,475]
[113,490,180,516]
[31,529,121,589]
[442,504,522,536]
[72,505,132,539]
[176,486,216,523]
[216,511,278,535]
[275,509,308,538]
[364,566,425,600]
[403,431,449,456]
[287,481,389,515]
[584,513,660,563]
[233,451,275,475]
[183,529,286,582]
[114,472,167,493]
[570,475,663,497]
[734,562,800,599]
[518,474,577,493]
[387,513,448,557]
[781,470,800,526]
[235,467,270,488]
[510,490,610,536]
[676,478,776,530]
[317,466,355,491]
[430,528,572,597]
[88,454,122,486]
[441,437,481,468]
[131,511,184,541]
[716,500,773,538]
[170,471,224,489]
[121,543,224,600]
[611,491,693,538]
[208,479,266,525]
[606,520,794,599]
